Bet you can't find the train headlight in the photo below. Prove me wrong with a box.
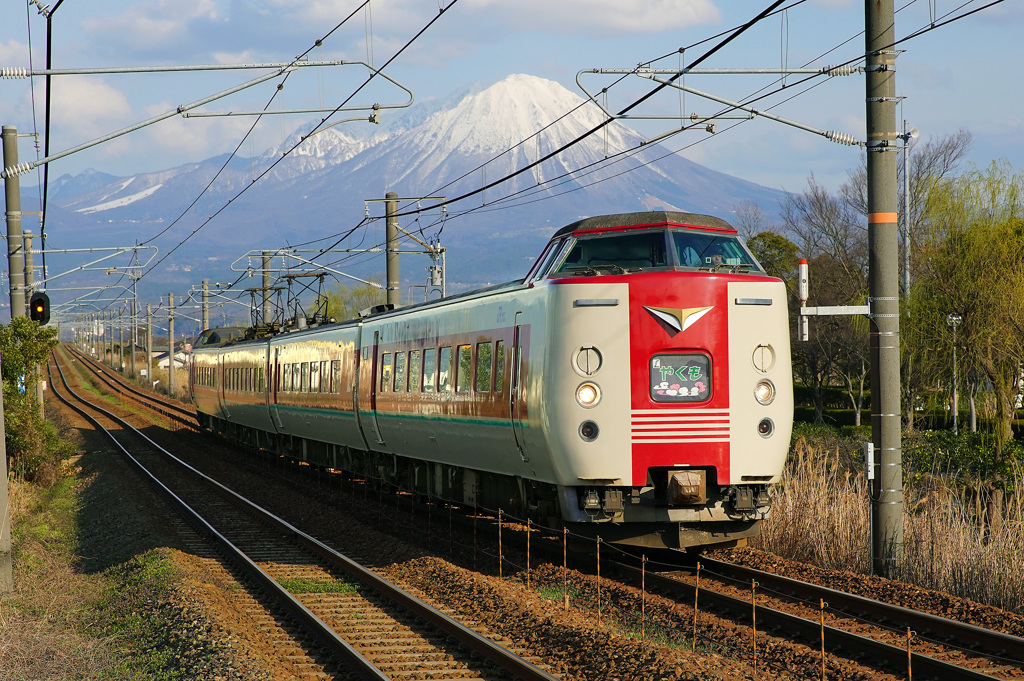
[754,379,776,405]
[579,420,600,442]
[576,381,602,408]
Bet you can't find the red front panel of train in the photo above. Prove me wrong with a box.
[627,272,731,487]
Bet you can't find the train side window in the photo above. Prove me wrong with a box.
[475,342,492,392]
[456,345,472,393]
[258,367,264,392]
[319,361,329,392]
[394,352,407,392]
[494,341,505,392]
[300,362,309,392]
[438,347,452,392]
[423,348,437,392]
[310,361,320,392]
[331,360,341,393]
[283,363,292,392]
[381,353,393,392]
[409,350,422,392]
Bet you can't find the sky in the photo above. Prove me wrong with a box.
[1,0,1021,199]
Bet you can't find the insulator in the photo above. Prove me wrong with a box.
[1,67,29,79]
[825,131,860,146]
[1,162,33,179]
[822,64,859,77]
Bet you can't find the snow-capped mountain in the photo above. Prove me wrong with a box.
[34,74,789,300]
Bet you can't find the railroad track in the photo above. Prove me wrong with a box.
[598,551,1024,680]
[64,343,197,429]
[50,347,560,681]
[56,341,1024,679]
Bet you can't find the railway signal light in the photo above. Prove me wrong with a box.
[29,292,50,325]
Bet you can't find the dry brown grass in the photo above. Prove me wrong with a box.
[757,438,1024,613]
[0,478,127,681]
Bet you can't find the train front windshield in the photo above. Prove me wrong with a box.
[550,228,763,275]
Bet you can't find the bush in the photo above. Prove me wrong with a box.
[2,318,64,484]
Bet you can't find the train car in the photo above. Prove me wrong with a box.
[189,211,792,550]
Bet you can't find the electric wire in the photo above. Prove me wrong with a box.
[35,0,1005,315]
[137,1,459,289]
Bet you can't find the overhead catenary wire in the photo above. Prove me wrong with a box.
[136,1,459,289]
[48,0,1006,314]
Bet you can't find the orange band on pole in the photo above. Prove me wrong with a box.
[868,212,898,223]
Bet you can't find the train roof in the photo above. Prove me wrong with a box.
[551,211,736,239]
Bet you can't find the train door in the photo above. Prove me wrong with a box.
[510,316,528,462]
[219,354,231,420]
[367,330,386,446]
[270,347,283,429]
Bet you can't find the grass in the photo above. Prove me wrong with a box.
[757,433,1024,613]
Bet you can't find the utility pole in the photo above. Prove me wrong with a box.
[25,232,44,416]
[202,279,209,330]
[146,304,153,386]
[865,0,903,577]
[1,127,21,594]
[118,307,124,372]
[130,299,136,379]
[262,252,272,326]
[3,126,26,318]
[385,191,400,308]
[167,294,175,399]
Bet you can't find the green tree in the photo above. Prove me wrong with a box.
[322,279,387,321]
[911,160,1024,537]
[747,230,799,283]
[1,317,63,483]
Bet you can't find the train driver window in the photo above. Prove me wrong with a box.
[554,230,667,273]
[381,353,393,392]
[475,342,493,392]
[423,348,437,392]
[438,347,452,392]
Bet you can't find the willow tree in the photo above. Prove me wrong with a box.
[912,160,1024,535]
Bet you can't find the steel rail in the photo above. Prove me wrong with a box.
[611,561,1000,680]
[66,344,196,425]
[49,349,558,681]
[49,352,391,681]
[695,555,1024,664]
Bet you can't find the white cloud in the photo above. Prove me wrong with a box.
[462,0,721,35]
[80,0,221,49]
[50,76,134,140]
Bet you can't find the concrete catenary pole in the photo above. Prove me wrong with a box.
[3,126,25,318]
[24,231,33,316]
[167,293,175,399]
[146,304,153,386]
[865,0,903,576]
[262,252,272,326]
[25,232,44,415]
[130,299,136,379]
[386,191,399,308]
[2,126,24,592]
[202,279,209,330]
[118,307,124,371]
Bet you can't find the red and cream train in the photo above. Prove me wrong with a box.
[189,211,793,550]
